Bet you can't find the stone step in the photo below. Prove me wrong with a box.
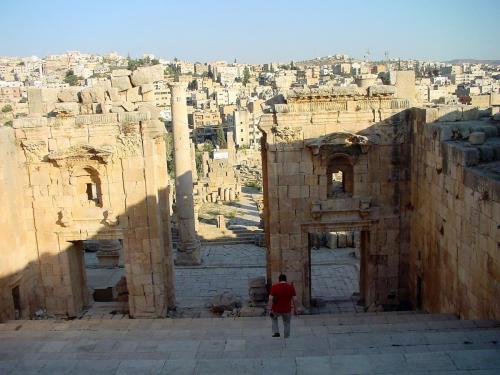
[172,233,260,241]
[0,314,498,374]
[173,237,260,247]
[0,349,498,374]
[1,312,485,333]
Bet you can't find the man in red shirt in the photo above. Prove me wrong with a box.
[267,274,297,338]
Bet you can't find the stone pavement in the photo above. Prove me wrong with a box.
[81,243,360,317]
[0,312,498,374]
[174,245,360,315]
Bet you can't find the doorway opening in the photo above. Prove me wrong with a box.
[68,240,128,318]
[416,276,423,310]
[12,285,21,319]
[309,230,364,314]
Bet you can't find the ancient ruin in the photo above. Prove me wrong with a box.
[259,81,499,320]
[0,66,175,320]
[0,71,498,325]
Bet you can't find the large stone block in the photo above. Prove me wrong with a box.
[106,87,120,102]
[57,88,79,102]
[79,87,105,104]
[140,84,155,93]
[111,69,131,77]
[126,87,141,103]
[111,76,132,91]
[54,102,80,115]
[130,66,164,86]
[469,132,486,145]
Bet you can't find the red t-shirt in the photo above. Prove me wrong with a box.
[270,282,296,313]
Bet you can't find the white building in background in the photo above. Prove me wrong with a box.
[234,108,262,149]
[215,88,237,106]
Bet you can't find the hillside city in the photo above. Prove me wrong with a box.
[1,52,499,139]
[1,43,499,375]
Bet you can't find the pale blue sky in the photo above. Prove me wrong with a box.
[1,0,499,62]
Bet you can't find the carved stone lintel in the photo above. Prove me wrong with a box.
[116,132,142,157]
[48,144,114,167]
[307,132,369,156]
[272,126,303,143]
[21,140,47,163]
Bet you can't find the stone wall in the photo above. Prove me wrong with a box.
[1,90,174,319]
[259,88,413,310]
[409,109,500,320]
[0,128,40,321]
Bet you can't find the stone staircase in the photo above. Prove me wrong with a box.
[172,227,264,247]
[0,311,498,374]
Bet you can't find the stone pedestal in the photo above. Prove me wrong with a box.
[96,240,121,267]
[169,83,201,266]
[216,214,226,230]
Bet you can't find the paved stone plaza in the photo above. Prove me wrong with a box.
[84,241,361,317]
[0,312,498,374]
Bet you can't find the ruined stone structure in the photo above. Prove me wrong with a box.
[0,69,175,321]
[196,131,242,203]
[260,83,499,320]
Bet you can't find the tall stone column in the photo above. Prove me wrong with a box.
[169,83,202,265]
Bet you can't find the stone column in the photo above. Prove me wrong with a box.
[191,142,198,182]
[169,83,202,265]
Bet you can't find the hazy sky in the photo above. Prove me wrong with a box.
[2,0,499,63]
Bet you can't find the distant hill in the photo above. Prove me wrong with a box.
[446,59,500,65]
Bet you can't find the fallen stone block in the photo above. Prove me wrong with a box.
[210,291,241,314]
[111,76,132,91]
[469,132,486,145]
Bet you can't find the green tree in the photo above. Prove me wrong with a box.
[164,131,175,179]
[1,104,13,113]
[242,66,251,86]
[195,142,215,174]
[127,58,144,71]
[64,70,79,86]
[187,79,197,90]
[165,64,181,80]
[215,125,227,148]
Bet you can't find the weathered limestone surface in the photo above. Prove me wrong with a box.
[409,110,500,320]
[260,88,413,310]
[260,86,499,320]
[0,92,175,320]
[0,128,40,321]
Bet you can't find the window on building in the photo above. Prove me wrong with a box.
[327,155,353,198]
[75,168,103,207]
[330,171,344,194]
[86,183,98,202]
